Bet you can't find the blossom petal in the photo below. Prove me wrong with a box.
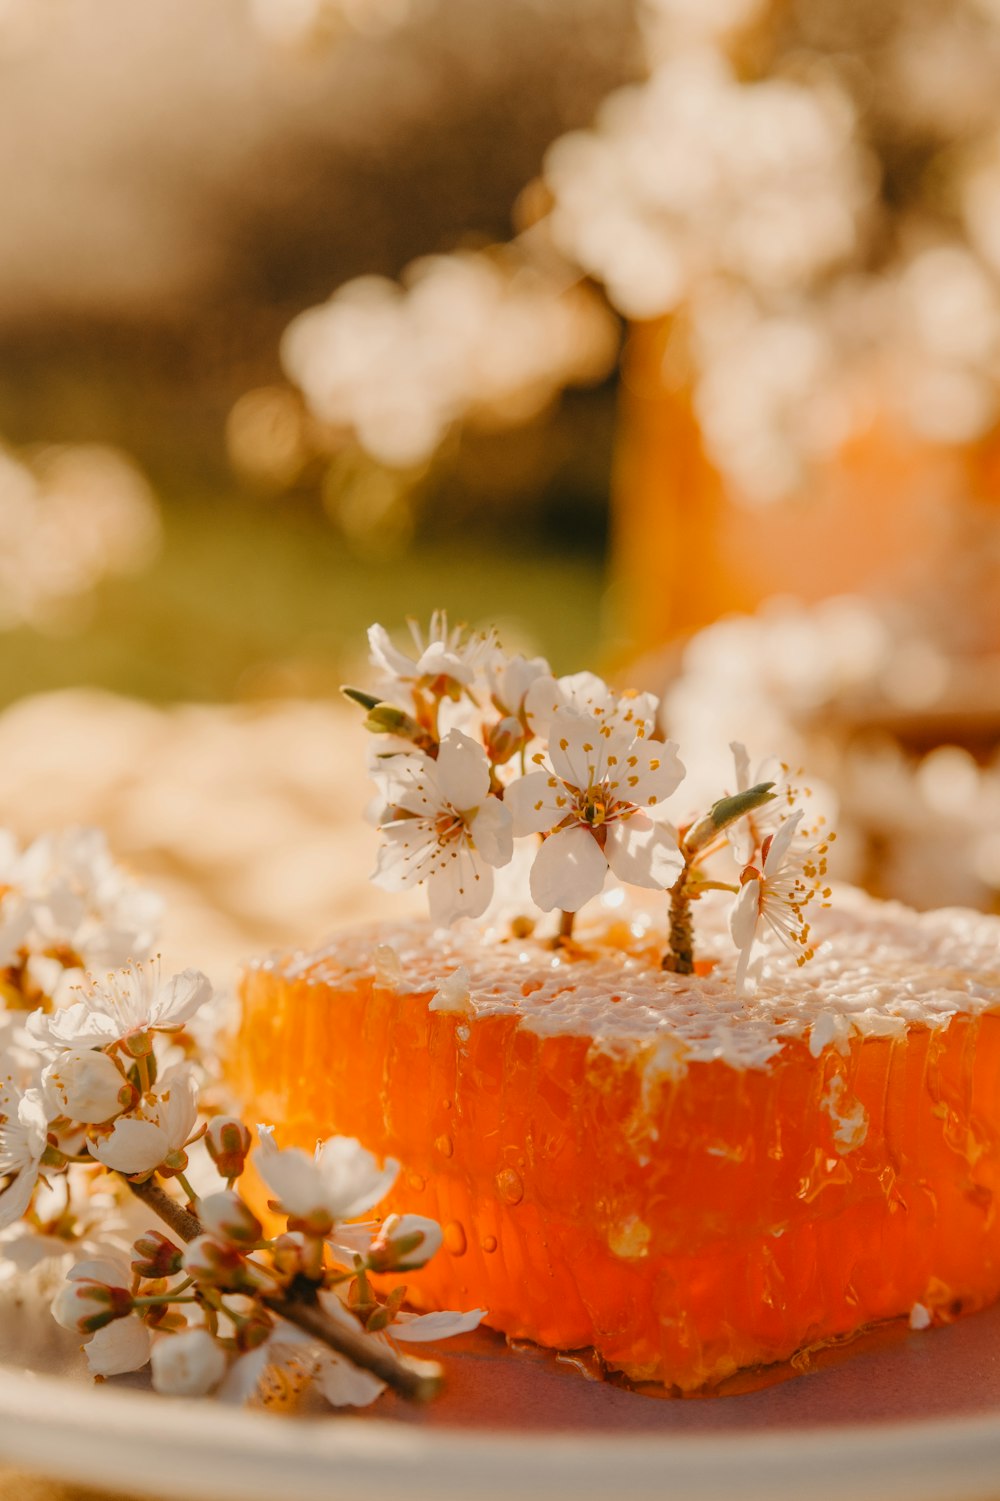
[0,1162,40,1231]
[547,708,610,789]
[368,623,415,680]
[469,800,513,868]
[391,1308,486,1342]
[317,1136,399,1220]
[764,809,805,874]
[622,740,685,808]
[85,1317,152,1377]
[435,731,491,809]
[604,817,684,889]
[153,969,213,1029]
[67,1256,131,1286]
[425,847,493,924]
[90,1117,168,1175]
[529,825,607,912]
[316,1352,386,1407]
[504,771,566,837]
[256,1146,326,1218]
[522,673,565,733]
[730,879,761,952]
[158,1064,199,1150]
[730,741,752,790]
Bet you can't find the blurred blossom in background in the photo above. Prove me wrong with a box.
[2,0,1000,978]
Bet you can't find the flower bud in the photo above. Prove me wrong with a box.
[271,1232,306,1278]
[151,1328,228,1397]
[157,1147,189,1179]
[53,1276,133,1335]
[183,1234,254,1292]
[41,1049,132,1126]
[486,715,523,766]
[131,1231,184,1280]
[204,1117,252,1180]
[123,1030,154,1059]
[685,782,777,853]
[365,704,424,740]
[366,1213,443,1272]
[234,1308,275,1352]
[198,1190,262,1248]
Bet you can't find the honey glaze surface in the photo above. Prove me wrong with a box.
[232,887,1000,1392]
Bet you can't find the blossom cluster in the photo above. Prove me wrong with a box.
[280,250,617,472]
[354,613,833,981]
[0,828,477,1408]
[0,442,160,632]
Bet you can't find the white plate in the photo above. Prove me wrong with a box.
[4,1286,1000,1501]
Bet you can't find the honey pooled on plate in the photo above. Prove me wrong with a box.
[231,888,1000,1393]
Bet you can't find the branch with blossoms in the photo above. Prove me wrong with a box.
[0,829,481,1407]
[347,613,834,980]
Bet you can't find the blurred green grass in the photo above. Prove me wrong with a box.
[0,492,607,708]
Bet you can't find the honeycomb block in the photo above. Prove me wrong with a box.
[232,890,1000,1391]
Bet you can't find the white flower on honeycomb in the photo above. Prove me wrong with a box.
[506,707,685,912]
[371,730,513,924]
[0,1071,48,1230]
[281,251,617,470]
[730,811,833,992]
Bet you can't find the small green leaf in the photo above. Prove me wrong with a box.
[685,781,776,852]
[341,685,383,711]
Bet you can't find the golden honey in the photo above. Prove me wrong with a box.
[231,891,1000,1391]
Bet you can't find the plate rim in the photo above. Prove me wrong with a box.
[4,1363,1000,1501]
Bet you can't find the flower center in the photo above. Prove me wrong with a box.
[433,808,466,846]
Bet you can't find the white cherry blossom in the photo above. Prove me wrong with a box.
[506,708,685,912]
[52,1251,151,1374]
[220,1316,386,1410]
[372,730,513,924]
[151,1328,228,1397]
[488,653,551,724]
[14,827,162,974]
[89,1064,198,1176]
[730,810,832,991]
[27,961,212,1054]
[0,895,31,970]
[41,1048,131,1125]
[256,1132,399,1229]
[364,1212,443,1270]
[368,612,496,693]
[0,1074,47,1229]
[524,671,659,738]
[84,1315,152,1377]
[52,1255,133,1333]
